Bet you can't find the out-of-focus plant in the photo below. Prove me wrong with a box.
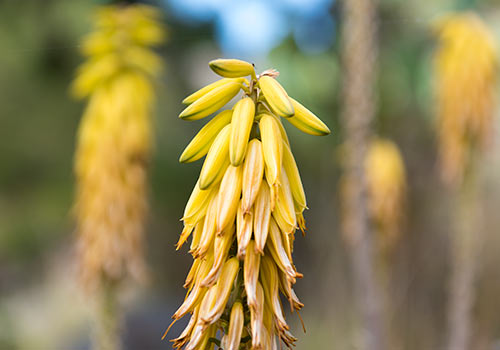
[71,4,164,350]
[434,12,497,187]
[365,138,406,257]
[164,59,329,349]
[433,12,498,350]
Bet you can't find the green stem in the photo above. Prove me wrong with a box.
[93,280,121,350]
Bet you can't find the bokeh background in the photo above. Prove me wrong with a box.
[1,0,500,349]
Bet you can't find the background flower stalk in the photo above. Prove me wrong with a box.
[72,4,164,350]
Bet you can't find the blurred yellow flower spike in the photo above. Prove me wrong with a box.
[434,12,498,186]
[365,138,407,254]
[168,59,330,348]
[72,4,164,291]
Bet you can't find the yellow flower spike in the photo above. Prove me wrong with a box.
[268,218,296,284]
[172,61,330,348]
[287,98,331,136]
[244,240,261,309]
[241,139,265,213]
[199,124,232,190]
[258,75,294,117]
[250,282,266,349]
[236,204,253,259]
[283,142,307,212]
[201,258,240,325]
[73,4,164,296]
[365,138,406,253]
[226,302,244,350]
[179,81,242,120]
[230,97,256,166]
[182,78,246,105]
[260,255,289,332]
[216,165,243,233]
[209,58,256,78]
[434,12,497,186]
[260,113,283,188]
[201,221,235,287]
[180,110,233,163]
[253,182,272,254]
[192,193,218,259]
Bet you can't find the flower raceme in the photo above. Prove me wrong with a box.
[167,59,330,349]
[365,138,406,254]
[434,12,498,186]
[72,4,164,290]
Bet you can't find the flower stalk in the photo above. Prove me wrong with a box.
[71,4,164,349]
[168,58,330,349]
[433,12,498,350]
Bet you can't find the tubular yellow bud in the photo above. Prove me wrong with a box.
[241,139,265,213]
[182,78,245,105]
[173,254,213,320]
[209,58,255,78]
[244,240,261,309]
[226,302,244,350]
[193,193,218,259]
[189,220,204,254]
[251,282,265,349]
[199,124,231,190]
[182,179,215,223]
[261,256,289,332]
[201,257,240,324]
[230,97,256,166]
[272,207,296,237]
[198,285,219,322]
[259,75,294,117]
[283,142,307,212]
[201,221,235,287]
[179,81,242,120]
[179,110,233,163]
[236,204,253,259]
[260,114,283,187]
[273,169,297,230]
[171,306,199,347]
[278,270,304,311]
[268,218,296,284]
[271,113,291,147]
[253,182,272,254]
[216,165,243,233]
[287,98,331,136]
[183,257,201,290]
